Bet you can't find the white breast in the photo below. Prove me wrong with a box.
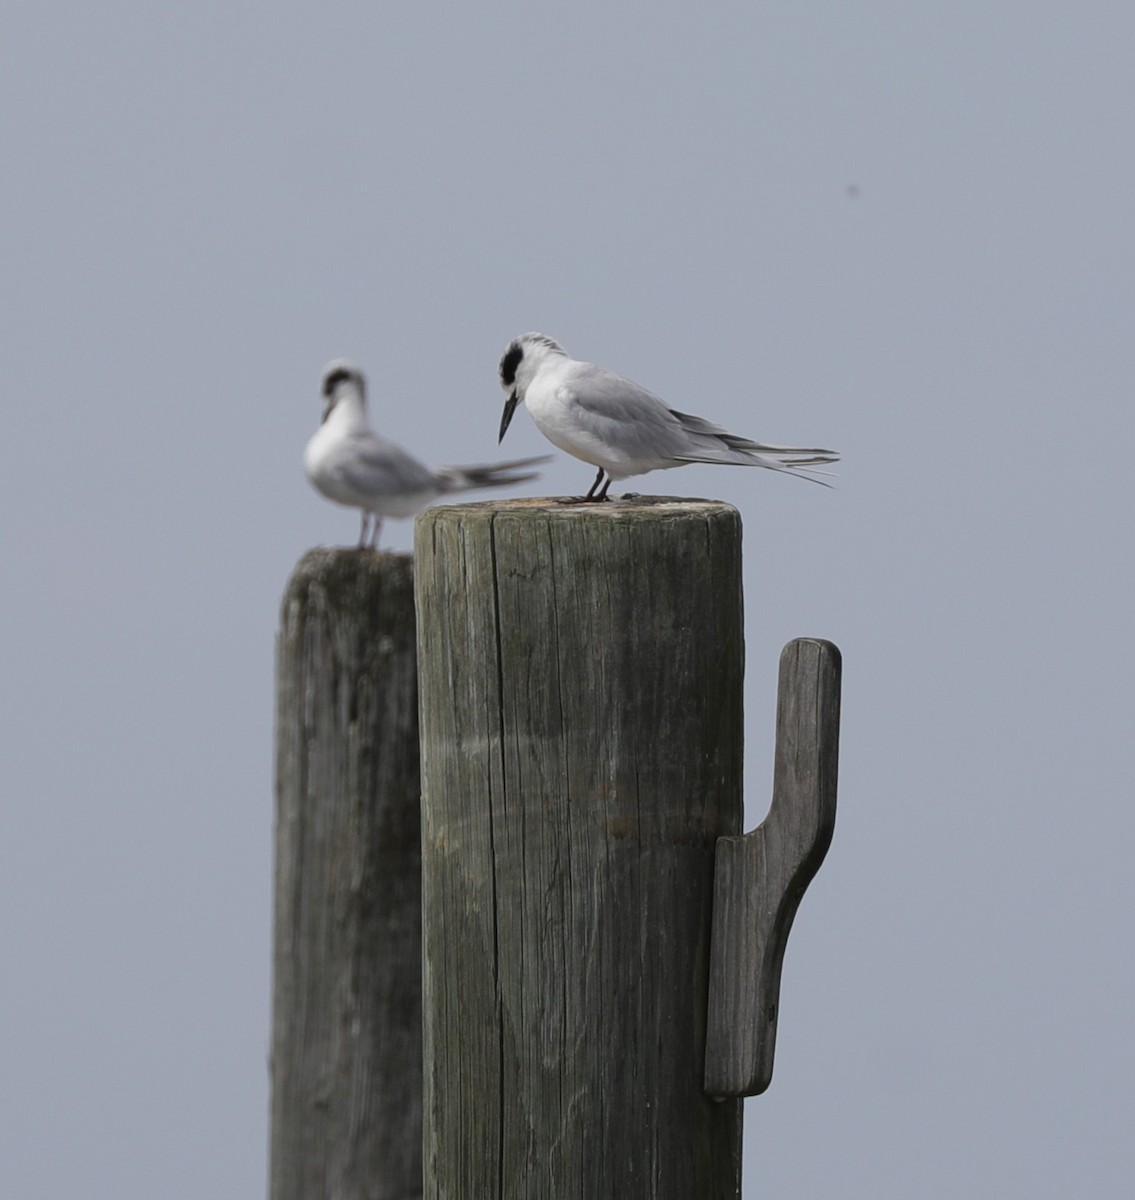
[523,366,623,474]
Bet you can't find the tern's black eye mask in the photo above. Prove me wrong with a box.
[322,367,353,397]
[499,344,523,388]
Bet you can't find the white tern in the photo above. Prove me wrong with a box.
[306,359,548,547]
[498,333,838,500]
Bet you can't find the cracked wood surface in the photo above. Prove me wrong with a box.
[415,498,744,1200]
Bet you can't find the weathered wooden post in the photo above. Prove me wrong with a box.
[271,548,422,1200]
[705,639,841,1098]
[414,498,746,1198]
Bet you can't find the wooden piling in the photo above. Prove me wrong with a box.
[414,498,745,1200]
[704,639,841,1098]
[271,548,422,1200]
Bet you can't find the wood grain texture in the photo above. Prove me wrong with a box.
[414,497,745,1200]
[704,638,841,1098]
[271,548,422,1200]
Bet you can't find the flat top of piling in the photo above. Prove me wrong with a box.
[423,495,739,518]
[290,545,413,579]
[283,548,415,623]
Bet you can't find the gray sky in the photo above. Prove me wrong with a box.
[3,2,1134,1196]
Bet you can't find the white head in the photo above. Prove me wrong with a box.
[498,333,567,442]
[319,359,365,423]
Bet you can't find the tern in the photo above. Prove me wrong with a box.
[306,359,548,548]
[498,333,838,500]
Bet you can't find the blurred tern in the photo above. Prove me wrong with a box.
[498,333,838,500]
[306,359,548,548]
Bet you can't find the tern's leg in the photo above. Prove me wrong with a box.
[368,517,383,551]
[357,512,370,549]
[559,466,613,505]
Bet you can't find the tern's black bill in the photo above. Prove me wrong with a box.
[498,391,519,443]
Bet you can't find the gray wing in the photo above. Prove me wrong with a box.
[562,363,692,462]
[669,409,838,463]
[565,362,838,479]
[331,429,440,498]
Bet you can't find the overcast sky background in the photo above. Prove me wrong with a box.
[3,3,1134,1196]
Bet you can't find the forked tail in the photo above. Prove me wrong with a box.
[437,455,552,493]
